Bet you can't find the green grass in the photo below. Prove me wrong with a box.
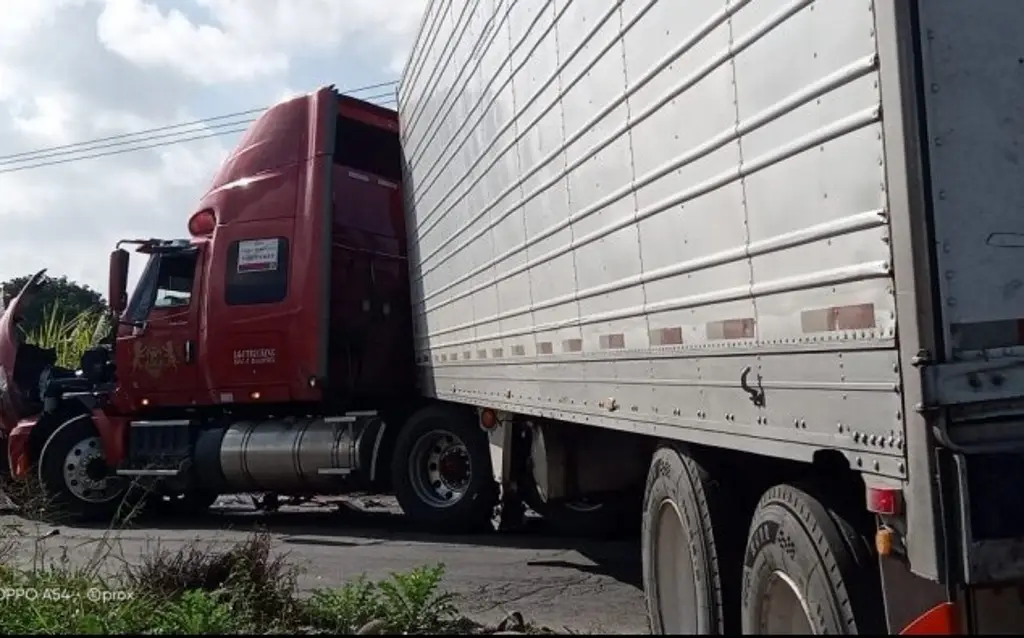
[0,528,471,635]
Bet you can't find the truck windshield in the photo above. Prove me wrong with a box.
[124,250,198,324]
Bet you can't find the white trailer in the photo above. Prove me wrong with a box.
[398,0,1024,633]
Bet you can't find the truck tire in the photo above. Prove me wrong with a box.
[392,405,497,533]
[37,414,136,523]
[642,445,740,634]
[740,484,885,634]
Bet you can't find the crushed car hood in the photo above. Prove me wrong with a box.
[0,269,46,432]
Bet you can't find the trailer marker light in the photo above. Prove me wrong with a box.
[866,485,902,515]
[140,398,150,407]
[875,526,894,556]
[250,391,261,400]
[480,409,497,430]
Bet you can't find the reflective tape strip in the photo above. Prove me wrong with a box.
[801,303,876,333]
[706,318,756,340]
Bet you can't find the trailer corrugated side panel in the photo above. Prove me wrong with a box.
[399,0,905,477]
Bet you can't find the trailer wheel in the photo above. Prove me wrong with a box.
[642,445,740,634]
[37,414,135,523]
[392,405,497,533]
[740,484,884,634]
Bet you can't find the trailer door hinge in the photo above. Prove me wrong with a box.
[920,357,1024,409]
[910,349,933,367]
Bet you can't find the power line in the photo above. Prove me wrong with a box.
[0,118,255,167]
[0,88,398,168]
[0,127,250,175]
[0,95,398,175]
[0,80,398,168]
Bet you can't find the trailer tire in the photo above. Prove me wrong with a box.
[392,405,497,533]
[37,414,137,523]
[642,445,740,634]
[740,484,884,635]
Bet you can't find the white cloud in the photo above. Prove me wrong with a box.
[95,0,427,85]
[0,0,426,298]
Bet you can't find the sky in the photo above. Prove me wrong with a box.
[0,0,427,299]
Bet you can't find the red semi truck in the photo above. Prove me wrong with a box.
[5,0,1024,633]
[0,93,504,531]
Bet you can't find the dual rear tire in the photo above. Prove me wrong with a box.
[642,445,886,634]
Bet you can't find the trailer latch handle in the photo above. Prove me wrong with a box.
[740,366,766,408]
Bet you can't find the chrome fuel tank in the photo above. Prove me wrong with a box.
[217,414,382,493]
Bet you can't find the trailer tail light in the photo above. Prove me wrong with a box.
[866,485,902,515]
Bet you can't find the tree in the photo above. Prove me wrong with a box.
[0,274,107,334]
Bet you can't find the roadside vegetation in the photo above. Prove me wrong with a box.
[26,303,109,368]
[0,523,475,634]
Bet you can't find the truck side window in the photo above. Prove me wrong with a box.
[225,237,290,306]
[153,253,197,310]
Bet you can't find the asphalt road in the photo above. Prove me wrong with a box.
[0,495,649,634]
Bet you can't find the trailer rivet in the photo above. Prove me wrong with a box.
[856,457,863,467]
[837,423,844,433]
[853,432,861,442]
[873,460,880,471]
[898,462,905,473]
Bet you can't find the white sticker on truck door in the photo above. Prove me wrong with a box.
[237,238,280,273]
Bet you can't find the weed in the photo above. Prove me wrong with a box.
[122,531,300,629]
[304,564,458,634]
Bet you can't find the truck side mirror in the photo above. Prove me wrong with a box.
[108,248,130,315]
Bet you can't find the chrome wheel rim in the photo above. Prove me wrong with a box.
[62,436,121,503]
[408,429,472,509]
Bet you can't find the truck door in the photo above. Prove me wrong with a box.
[116,246,203,407]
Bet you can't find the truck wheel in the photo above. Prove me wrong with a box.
[642,445,740,634]
[740,484,884,634]
[392,405,497,533]
[37,414,135,523]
